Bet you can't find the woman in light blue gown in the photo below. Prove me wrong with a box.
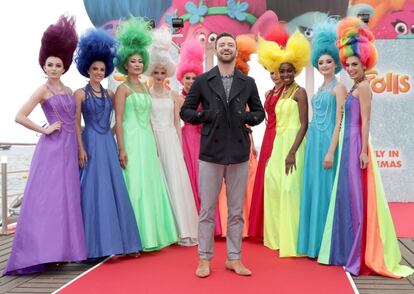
[297,20,347,258]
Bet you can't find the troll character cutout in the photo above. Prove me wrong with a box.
[160,0,278,44]
[350,0,414,39]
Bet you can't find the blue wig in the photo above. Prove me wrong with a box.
[75,28,117,78]
[311,18,342,74]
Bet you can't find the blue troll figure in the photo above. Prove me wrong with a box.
[265,0,348,38]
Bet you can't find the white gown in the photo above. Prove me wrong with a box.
[151,91,198,246]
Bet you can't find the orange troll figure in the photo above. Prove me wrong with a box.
[350,0,414,39]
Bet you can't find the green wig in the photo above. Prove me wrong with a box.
[116,17,153,75]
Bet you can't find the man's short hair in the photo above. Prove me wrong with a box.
[215,32,236,49]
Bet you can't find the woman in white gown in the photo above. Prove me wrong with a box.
[147,28,198,246]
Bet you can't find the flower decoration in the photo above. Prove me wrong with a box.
[227,0,249,21]
[185,1,208,24]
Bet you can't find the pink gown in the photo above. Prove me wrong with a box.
[181,90,222,236]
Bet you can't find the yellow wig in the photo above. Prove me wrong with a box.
[257,30,310,76]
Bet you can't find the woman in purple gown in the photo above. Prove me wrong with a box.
[4,16,86,275]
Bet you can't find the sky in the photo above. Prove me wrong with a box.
[0,0,318,145]
[0,0,93,144]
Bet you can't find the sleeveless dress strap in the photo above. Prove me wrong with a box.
[123,83,135,92]
[124,82,148,94]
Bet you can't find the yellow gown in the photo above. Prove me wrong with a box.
[264,83,306,257]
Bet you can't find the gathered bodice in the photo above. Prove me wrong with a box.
[82,84,112,134]
[42,94,76,133]
[124,92,152,128]
[275,84,301,133]
[310,79,337,132]
[151,94,175,131]
[344,93,361,127]
[264,86,283,129]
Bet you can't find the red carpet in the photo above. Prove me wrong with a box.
[389,202,414,238]
[58,239,354,294]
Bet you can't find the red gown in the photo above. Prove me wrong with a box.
[248,86,284,238]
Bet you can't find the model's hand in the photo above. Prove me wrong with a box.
[285,152,296,175]
[360,152,369,169]
[43,121,62,135]
[323,152,334,169]
[119,150,128,169]
[78,148,88,168]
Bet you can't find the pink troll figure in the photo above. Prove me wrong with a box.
[351,0,414,39]
[159,0,278,44]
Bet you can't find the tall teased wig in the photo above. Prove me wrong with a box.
[116,17,152,75]
[265,22,289,48]
[146,28,176,78]
[257,30,310,76]
[39,15,78,73]
[337,16,378,70]
[75,28,117,78]
[311,19,342,74]
[176,39,205,84]
[235,34,257,75]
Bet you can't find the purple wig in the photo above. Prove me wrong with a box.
[39,15,78,73]
[75,28,117,78]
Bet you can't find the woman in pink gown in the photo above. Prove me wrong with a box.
[177,40,222,236]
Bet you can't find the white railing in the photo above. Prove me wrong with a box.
[0,142,35,235]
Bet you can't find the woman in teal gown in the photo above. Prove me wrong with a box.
[114,17,178,251]
[297,20,347,258]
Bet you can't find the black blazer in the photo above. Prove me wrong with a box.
[180,66,265,164]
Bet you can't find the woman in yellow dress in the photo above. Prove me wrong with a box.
[260,31,310,257]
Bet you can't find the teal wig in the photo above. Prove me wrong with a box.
[311,18,342,74]
[116,17,152,75]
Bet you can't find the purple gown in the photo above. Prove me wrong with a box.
[4,90,86,275]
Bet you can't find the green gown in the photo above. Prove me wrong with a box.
[264,83,306,257]
[122,86,178,251]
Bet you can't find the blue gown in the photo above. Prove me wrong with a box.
[80,84,142,258]
[297,79,337,258]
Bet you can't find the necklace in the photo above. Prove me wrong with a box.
[312,79,337,131]
[150,87,166,98]
[90,83,102,94]
[350,75,367,94]
[85,84,112,134]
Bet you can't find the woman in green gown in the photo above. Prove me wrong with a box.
[262,31,310,257]
[114,17,178,251]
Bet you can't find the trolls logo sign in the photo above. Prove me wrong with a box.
[366,69,412,95]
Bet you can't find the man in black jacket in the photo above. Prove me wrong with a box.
[180,32,265,278]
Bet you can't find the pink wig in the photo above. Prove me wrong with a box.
[265,22,289,47]
[176,39,205,84]
[337,16,378,70]
[235,34,256,75]
[39,15,78,73]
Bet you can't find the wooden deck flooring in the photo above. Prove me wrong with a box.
[0,234,97,294]
[0,234,413,293]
